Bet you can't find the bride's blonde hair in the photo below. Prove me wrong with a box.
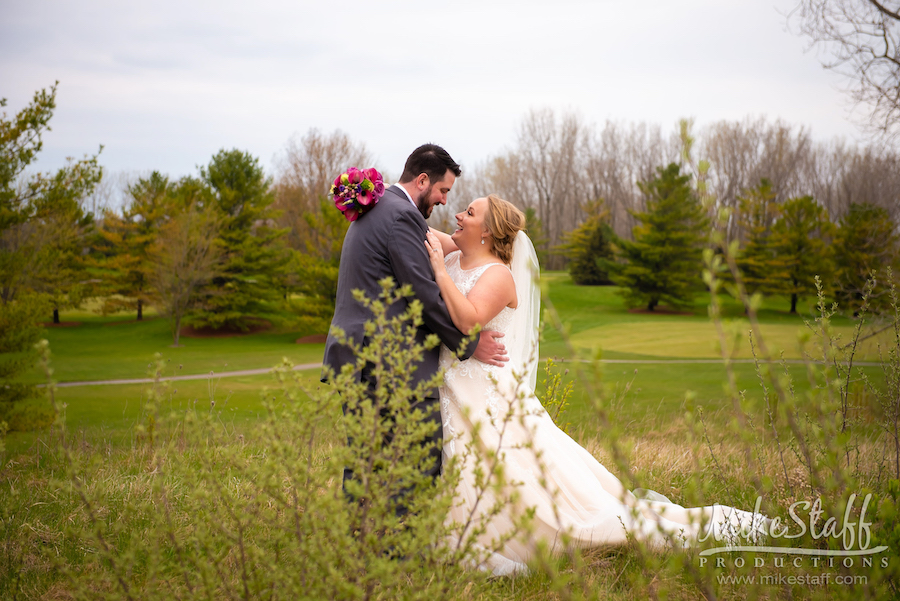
[484,194,525,265]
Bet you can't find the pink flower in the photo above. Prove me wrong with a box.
[363,168,385,196]
[345,167,363,185]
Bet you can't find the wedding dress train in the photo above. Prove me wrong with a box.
[438,242,765,576]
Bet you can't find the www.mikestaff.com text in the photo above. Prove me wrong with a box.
[717,573,867,586]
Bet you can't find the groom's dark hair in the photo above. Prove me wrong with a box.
[399,144,461,184]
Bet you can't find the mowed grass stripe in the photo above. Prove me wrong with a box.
[568,320,889,360]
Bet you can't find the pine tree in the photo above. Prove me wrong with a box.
[833,203,899,313]
[38,203,93,324]
[190,149,288,331]
[735,179,788,296]
[611,163,709,311]
[288,197,350,311]
[770,196,834,314]
[91,172,169,320]
[558,200,615,286]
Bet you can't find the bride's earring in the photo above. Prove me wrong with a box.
[481,237,485,245]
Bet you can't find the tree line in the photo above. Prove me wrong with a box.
[444,109,899,315]
[442,109,900,271]
[561,159,899,315]
[0,86,386,430]
[0,86,295,429]
[3,85,899,430]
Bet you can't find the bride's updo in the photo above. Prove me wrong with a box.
[484,194,525,265]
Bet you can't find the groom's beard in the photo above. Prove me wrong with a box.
[416,184,435,219]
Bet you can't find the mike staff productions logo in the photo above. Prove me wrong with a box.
[697,493,892,581]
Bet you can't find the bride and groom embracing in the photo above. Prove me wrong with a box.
[322,143,766,575]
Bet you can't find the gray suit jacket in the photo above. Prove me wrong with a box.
[322,185,476,396]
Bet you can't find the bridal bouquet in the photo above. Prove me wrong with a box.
[330,167,385,222]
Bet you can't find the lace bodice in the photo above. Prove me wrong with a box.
[439,251,516,441]
[443,251,514,334]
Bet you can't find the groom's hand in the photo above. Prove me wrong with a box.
[472,330,508,366]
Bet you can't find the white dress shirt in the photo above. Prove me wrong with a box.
[394,183,417,209]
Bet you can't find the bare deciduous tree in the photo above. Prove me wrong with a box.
[435,109,899,274]
[516,109,590,267]
[461,109,593,268]
[790,0,900,140]
[700,117,813,243]
[83,170,140,217]
[149,202,222,347]
[798,139,900,222]
[272,129,372,255]
[584,120,677,239]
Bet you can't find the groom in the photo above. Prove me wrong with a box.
[322,143,507,510]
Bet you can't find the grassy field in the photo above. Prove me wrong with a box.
[3,273,898,600]
[31,272,873,384]
[22,314,325,384]
[7,272,887,452]
[540,273,888,360]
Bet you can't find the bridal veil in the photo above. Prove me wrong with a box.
[507,231,541,392]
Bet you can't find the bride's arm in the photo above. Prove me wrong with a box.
[425,231,516,335]
[428,227,459,255]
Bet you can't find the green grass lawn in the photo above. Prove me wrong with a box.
[10,273,887,456]
[31,272,878,384]
[540,272,885,361]
[4,369,325,455]
[24,314,325,384]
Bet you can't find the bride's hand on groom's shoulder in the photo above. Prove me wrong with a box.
[424,231,446,274]
[472,330,508,366]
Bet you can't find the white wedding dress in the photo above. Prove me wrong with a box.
[438,236,766,576]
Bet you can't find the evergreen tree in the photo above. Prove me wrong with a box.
[770,196,834,314]
[288,197,349,312]
[611,163,709,311]
[735,179,788,296]
[190,149,288,331]
[91,172,169,320]
[833,203,899,313]
[25,167,96,323]
[0,83,101,429]
[558,200,615,285]
[1,102,100,320]
[38,204,93,324]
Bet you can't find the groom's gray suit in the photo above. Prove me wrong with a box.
[322,184,477,503]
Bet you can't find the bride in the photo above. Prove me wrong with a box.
[424,194,766,575]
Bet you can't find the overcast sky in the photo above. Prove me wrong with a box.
[1,0,869,183]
